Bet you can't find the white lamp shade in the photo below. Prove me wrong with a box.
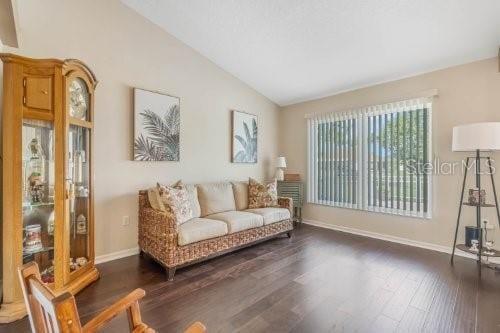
[452,122,500,152]
[276,156,287,168]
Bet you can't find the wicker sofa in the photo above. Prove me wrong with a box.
[138,181,294,280]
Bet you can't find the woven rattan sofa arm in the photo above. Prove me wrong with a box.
[139,207,179,258]
[142,207,178,231]
[278,197,293,216]
[138,190,177,231]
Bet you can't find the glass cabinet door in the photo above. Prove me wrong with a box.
[67,125,90,273]
[22,120,55,284]
[67,76,92,275]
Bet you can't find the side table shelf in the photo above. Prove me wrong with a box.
[455,244,500,258]
[462,202,496,207]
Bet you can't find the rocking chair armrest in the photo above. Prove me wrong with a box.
[184,321,207,333]
[83,289,148,333]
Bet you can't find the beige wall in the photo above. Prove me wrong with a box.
[0,0,19,47]
[280,58,500,248]
[2,0,280,256]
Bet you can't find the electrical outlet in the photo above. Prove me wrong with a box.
[122,215,130,226]
[482,218,494,230]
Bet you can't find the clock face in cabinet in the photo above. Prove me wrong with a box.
[69,78,89,120]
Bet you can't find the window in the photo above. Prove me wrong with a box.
[307,97,432,218]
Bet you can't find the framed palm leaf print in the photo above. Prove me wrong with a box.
[232,110,258,163]
[134,88,180,161]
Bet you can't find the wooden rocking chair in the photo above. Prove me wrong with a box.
[18,262,206,333]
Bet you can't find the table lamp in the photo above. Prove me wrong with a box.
[275,156,287,181]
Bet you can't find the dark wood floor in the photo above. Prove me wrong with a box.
[2,224,500,333]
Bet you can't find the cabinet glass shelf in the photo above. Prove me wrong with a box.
[23,246,55,257]
[23,202,55,209]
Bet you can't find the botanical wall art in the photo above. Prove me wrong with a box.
[134,88,180,161]
[232,110,258,163]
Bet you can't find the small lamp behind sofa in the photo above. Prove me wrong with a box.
[275,156,287,181]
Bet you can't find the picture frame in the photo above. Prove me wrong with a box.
[133,88,180,161]
[231,110,258,163]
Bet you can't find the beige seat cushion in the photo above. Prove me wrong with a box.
[245,207,291,225]
[232,181,249,211]
[207,211,264,233]
[197,182,236,217]
[178,218,228,246]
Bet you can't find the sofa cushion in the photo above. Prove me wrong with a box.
[245,207,291,225]
[248,178,278,209]
[207,211,264,233]
[232,181,249,211]
[197,182,236,217]
[151,181,201,218]
[184,184,201,218]
[157,184,193,225]
[178,218,228,246]
[147,187,164,211]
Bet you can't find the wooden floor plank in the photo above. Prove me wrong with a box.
[476,268,500,333]
[368,315,399,333]
[421,263,461,333]
[382,278,421,321]
[397,306,427,333]
[449,268,478,333]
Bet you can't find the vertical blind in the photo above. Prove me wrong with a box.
[307,97,432,218]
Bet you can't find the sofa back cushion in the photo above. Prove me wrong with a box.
[197,182,236,217]
[232,181,249,211]
[184,184,201,218]
[147,187,165,211]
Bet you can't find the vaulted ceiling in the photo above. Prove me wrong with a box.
[122,0,500,106]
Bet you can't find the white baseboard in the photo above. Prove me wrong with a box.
[302,219,500,264]
[95,247,140,265]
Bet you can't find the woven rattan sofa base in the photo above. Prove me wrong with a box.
[138,190,294,281]
[142,220,293,280]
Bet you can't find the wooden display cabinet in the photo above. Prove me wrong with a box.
[0,54,99,322]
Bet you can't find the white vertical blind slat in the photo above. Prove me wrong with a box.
[360,109,366,210]
[307,118,311,202]
[328,113,333,204]
[340,113,344,206]
[313,117,317,203]
[319,115,323,204]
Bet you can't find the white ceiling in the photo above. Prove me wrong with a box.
[122,0,500,106]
